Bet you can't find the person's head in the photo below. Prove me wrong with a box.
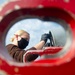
[10,30,30,49]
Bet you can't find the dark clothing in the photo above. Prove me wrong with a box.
[6,44,38,62]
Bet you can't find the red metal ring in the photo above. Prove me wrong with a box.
[0,0,75,75]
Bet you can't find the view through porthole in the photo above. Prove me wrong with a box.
[5,19,67,48]
[5,18,67,63]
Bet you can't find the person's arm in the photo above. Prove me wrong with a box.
[24,34,49,62]
[33,41,45,50]
[33,33,49,50]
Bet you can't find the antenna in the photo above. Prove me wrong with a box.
[49,31,55,46]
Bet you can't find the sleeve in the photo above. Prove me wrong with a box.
[6,44,39,63]
[8,46,26,62]
[24,47,39,62]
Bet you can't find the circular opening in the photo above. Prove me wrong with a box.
[4,17,70,63]
[0,8,74,65]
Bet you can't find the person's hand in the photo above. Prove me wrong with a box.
[40,33,49,43]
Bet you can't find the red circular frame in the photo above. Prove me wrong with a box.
[0,0,75,75]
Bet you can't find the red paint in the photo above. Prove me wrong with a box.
[0,0,75,75]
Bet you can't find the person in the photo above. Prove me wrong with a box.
[6,30,50,63]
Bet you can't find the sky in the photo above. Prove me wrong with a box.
[0,0,67,50]
[0,0,8,6]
